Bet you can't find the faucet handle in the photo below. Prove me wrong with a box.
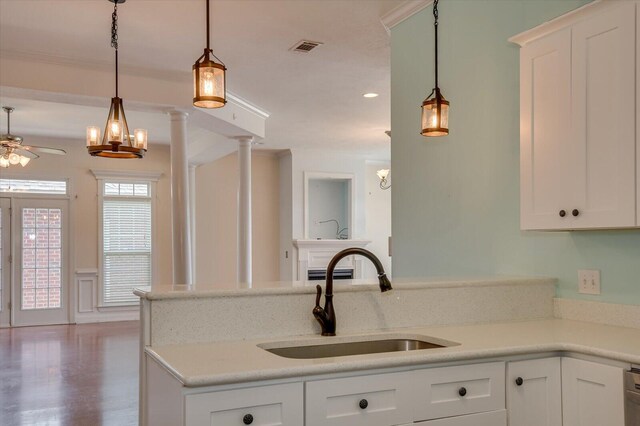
[314,284,323,309]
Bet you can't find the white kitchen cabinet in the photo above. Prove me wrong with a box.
[413,361,505,421]
[507,357,562,426]
[515,1,638,230]
[400,409,507,426]
[570,2,636,228]
[305,371,414,426]
[185,382,304,426]
[561,357,625,426]
[519,29,572,230]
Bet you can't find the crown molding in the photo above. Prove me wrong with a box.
[380,0,432,34]
[509,0,606,46]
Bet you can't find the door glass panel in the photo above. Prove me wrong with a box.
[21,208,62,310]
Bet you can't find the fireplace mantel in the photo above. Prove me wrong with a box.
[293,239,371,281]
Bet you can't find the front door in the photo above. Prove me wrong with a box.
[11,198,69,326]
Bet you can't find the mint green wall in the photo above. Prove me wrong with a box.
[391,0,640,305]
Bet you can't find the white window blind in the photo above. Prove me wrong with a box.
[102,187,152,305]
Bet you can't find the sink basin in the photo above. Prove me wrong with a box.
[260,335,457,359]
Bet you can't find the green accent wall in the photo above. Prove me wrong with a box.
[391,0,640,305]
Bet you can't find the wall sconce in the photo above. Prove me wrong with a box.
[377,169,391,190]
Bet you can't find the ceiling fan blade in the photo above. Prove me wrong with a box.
[13,148,40,159]
[22,145,67,156]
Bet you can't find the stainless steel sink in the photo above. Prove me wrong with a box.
[260,336,456,359]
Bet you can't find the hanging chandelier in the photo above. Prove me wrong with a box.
[421,0,449,137]
[86,0,147,159]
[193,0,227,108]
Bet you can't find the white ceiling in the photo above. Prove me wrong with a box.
[0,0,401,159]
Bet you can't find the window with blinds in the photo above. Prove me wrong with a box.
[101,181,152,305]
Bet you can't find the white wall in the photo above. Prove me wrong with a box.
[195,150,280,287]
[308,179,349,239]
[291,149,367,241]
[364,161,392,278]
[279,151,294,280]
[282,148,391,280]
[0,136,172,323]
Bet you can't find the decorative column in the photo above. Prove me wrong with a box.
[235,136,253,288]
[189,164,197,283]
[169,110,193,285]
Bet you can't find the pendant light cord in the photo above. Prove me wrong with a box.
[433,0,439,90]
[206,0,211,52]
[111,3,119,97]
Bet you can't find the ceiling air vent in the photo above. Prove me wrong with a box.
[290,40,323,53]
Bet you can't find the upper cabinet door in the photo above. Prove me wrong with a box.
[520,29,572,230]
[571,2,637,228]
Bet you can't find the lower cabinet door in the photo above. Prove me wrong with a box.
[507,357,562,426]
[561,357,625,426]
[413,361,505,421]
[305,371,414,426]
[400,409,507,426]
[184,382,303,426]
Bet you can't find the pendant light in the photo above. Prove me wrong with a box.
[87,0,147,159]
[421,0,449,137]
[193,0,227,109]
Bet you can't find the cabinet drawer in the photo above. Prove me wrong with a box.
[305,371,413,426]
[185,382,303,426]
[414,361,505,421]
[410,409,507,425]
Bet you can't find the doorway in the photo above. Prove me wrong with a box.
[0,197,69,327]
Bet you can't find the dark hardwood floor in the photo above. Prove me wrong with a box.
[0,321,139,426]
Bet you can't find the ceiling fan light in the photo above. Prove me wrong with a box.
[0,157,9,168]
[19,156,31,167]
[8,152,20,165]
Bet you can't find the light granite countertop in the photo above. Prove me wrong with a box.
[146,319,640,388]
[134,276,555,300]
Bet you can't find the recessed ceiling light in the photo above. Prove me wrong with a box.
[363,93,379,98]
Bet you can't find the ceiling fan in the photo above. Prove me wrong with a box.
[1,106,67,168]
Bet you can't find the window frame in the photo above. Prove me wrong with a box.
[92,170,161,307]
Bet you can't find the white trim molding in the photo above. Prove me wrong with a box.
[381,0,432,33]
[91,169,163,181]
[509,0,607,46]
[554,298,640,329]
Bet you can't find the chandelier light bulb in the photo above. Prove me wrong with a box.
[20,156,31,167]
[0,157,9,168]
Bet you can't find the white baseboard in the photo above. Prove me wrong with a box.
[75,309,138,324]
[554,298,640,329]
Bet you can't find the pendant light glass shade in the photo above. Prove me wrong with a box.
[421,89,449,136]
[193,56,226,108]
[193,0,227,109]
[86,0,147,159]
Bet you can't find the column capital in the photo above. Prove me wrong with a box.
[230,135,254,146]
[168,110,189,121]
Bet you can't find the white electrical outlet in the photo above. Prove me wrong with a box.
[578,269,601,295]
